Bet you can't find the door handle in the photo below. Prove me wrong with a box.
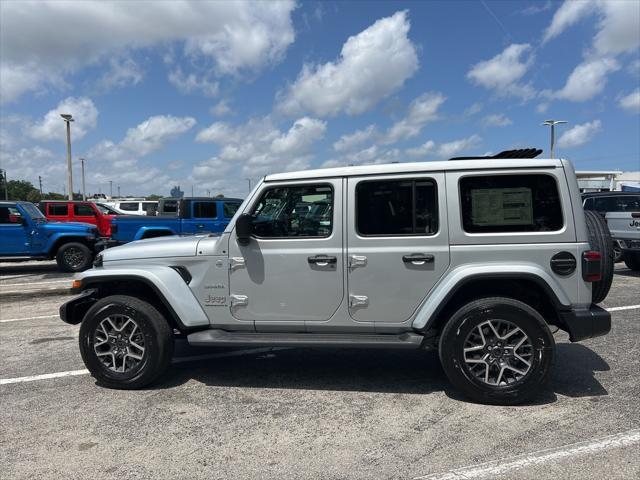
[308,255,337,266]
[402,253,434,264]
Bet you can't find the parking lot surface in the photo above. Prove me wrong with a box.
[1,261,639,479]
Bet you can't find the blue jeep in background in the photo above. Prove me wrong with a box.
[108,197,242,245]
[0,201,98,272]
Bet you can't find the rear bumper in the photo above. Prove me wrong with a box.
[559,304,611,342]
[616,238,640,252]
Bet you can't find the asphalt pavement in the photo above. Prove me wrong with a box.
[1,261,638,479]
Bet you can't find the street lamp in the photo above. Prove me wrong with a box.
[61,114,74,200]
[542,120,568,159]
[246,178,252,192]
[79,158,86,201]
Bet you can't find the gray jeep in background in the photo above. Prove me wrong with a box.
[61,151,614,405]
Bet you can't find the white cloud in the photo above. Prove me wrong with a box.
[0,0,296,103]
[618,89,640,114]
[168,69,219,98]
[193,116,326,179]
[467,44,535,99]
[277,10,418,117]
[120,115,197,156]
[97,57,143,91]
[29,97,98,141]
[593,1,640,56]
[382,92,446,144]
[210,100,232,117]
[542,0,596,43]
[405,140,435,157]
[557,120,602,148]
[555,57,619,101]
[481,113,512,127]
[463,102,483,117]
[333,125,377,152]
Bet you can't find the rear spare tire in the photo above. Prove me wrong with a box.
[584,210,614,304]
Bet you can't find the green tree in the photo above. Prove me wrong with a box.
[7,180,38,201]
[43,192,66,200]
[26,190,42,203]
[146,194,163,201]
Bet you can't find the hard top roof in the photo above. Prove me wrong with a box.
[265,158,564,182]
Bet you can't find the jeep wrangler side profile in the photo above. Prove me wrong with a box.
[61,155,613,404]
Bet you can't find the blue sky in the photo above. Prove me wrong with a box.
[1,0,639,198]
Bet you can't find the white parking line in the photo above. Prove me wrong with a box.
[0,348,287,386]
[0,314,60,323]
[415,429,640,480]
[0,280,70,287]
[606,304,640,312]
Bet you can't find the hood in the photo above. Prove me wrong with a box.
[42,221,96,233]
[102,235,215,262]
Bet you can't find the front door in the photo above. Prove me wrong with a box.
[72,203,98,228]
[0,205,30,254]
[228,180,343,327]
[183,201,218,234]
[346,173,449,324]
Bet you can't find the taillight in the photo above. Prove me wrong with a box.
[632,212,640,218]
[582,250,602,282]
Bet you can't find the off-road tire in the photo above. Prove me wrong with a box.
[55,241,93,272]
[439,297,555,405]
[584,210,614,303]
[79,295,173,389]
[623,251,640,271]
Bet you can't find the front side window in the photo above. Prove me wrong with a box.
[74,204,95,216]
[49,203,68,216]
[250,184,333,238]
[119,202,139,211]
[460,174,563,233]
[193,202,217,218]
[356,179,438,236]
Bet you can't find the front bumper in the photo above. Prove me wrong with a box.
[559,304,611,342]
[60,288,97,325]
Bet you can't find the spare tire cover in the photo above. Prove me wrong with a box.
[584,210,614,303]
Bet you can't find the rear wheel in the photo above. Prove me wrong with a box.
[55,242,92,272]
[623,252,640,271]
[584,210,614,303]
[439,297,555,405]
[79,295,173,389]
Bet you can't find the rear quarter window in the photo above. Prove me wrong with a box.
[460,174,563,233]
[118,202,139,211]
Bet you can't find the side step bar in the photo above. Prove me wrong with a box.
[187,329,425,349]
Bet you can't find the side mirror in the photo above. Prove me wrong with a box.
[235,213,252,245]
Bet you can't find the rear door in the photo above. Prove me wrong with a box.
[346,173,449,325]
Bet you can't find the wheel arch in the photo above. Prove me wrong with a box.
[48,235,93,258]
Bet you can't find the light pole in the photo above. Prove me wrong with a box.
[109,180,113,198]
[61,114,74,200]
[0,168,8,200]
[542,120,567,159]
[80,158,86,201]
[117,185,121,198]
[246,178,252,192]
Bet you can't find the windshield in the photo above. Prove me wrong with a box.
[21,202,45,221]
[96,203,118,214]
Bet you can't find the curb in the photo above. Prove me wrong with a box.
[0,286,71,299]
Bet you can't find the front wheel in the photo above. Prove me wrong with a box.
[439,297,555,405]
[79,295,173,389]
[56,242,93,272]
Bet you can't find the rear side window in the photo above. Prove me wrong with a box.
[223,202,240,218]
[74,204,95,216]
[588,195,640,213]
[162,200,178,214]
[142,202,158,214]
[460,174,563,233]
[356,179,438,236]
[193,202,217,218]
[119,202,139,211]
[49,203,68,215]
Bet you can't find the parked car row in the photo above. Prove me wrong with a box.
[0,197,243,272]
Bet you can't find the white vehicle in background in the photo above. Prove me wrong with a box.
[111,200,158,216]
[583,192,640,268]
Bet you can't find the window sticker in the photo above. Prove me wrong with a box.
[471,187,533,226]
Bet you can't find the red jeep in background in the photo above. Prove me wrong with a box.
[38,201,117,237]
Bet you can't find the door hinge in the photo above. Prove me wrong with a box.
[349,294,369,308]
[230,294,248,307]
[348,255,367,269]
[230,257,245,271]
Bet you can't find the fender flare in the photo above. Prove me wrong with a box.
[69,266,209,329]
[134,226,177,241]
[412,264,572,330]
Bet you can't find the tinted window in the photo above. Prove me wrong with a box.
[357,179,438,236]
[0,206,20,224]
[74,204,95,216]
[589,195,640,213]
[251,184,333,238]
[223,202,240,218]
[119,202,139,211]
[95,203,118,214]
[460,174,563,233]
[162,200,178,213]
[49,203,68,216]
[142,202,158,214]
[193,202,217,218]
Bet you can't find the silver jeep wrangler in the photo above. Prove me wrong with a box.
[61,151,614,404]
